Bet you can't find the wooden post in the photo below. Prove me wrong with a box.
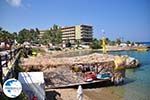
[0,55,3,85]
[10,50,12,61]
[5,54,8,67]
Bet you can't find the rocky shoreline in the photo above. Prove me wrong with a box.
[21,52,139,70]
[21,53,139,87]
[20,50,140,100]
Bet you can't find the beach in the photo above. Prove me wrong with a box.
[46,87,122,100]
[19,46,146,100]
[45,50,150,100]
[84,87,122,100]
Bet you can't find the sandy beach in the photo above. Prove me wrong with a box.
[84,87,122,100]
[46,87,122,100]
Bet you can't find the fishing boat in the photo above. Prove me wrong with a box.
[96,72,112,80]
[84,72,97,82]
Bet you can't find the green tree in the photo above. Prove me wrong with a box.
[0,27,14,42]
[12,32,18,41]
[90,38,101,49]
[76,40,80,48]
[17,28,39,44]
[109,40,116,46]
[0,27,4,41]
[131,42,134,46]
[17,28,31,43]
[116,38,121,46]
[29,28,39,43]
[126,41,131,46]
[105,37,110,45]
[42,30,52,45]
[50,24,62,44]
[66,39,71,47]
[35,28,40,35]
[41,24,62,45]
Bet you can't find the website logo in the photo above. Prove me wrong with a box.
[3,78,22,98]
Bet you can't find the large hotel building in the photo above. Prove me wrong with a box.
[61,24,93,45]
[39,24,93,45]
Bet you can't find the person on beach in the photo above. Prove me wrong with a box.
[77,85,83,100]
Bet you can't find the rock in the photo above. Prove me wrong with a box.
[125,57,140,68]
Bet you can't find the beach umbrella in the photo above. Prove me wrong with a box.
[77,85,83,100]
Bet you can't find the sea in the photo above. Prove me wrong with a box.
[56,42,150,100]
[60,50,150,100]
[109,50,150,100]
[106,42,150,100]
[139,42,150,46]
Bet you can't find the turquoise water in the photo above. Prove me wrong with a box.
[57,49,150,100]
[109,50,150,100]
[68,50,150,100]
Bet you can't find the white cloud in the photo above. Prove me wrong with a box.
[6,0,22,7]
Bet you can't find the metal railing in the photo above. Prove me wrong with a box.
[0,47,22,85]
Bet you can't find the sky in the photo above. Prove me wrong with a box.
[0,0,150,42]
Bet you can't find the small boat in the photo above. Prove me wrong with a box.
[96,72,112,80]
[84,72,96,82]
[136,48,148,51]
